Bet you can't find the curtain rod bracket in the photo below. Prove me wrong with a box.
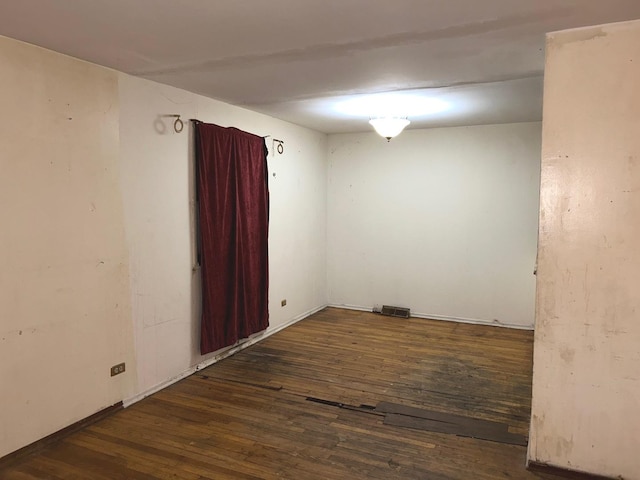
[273,139,284,155]
[167,114,183,133]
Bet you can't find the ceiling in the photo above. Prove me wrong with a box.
[1,1,640,133]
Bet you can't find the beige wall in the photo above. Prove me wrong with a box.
[0,37,136,457]
[529,20,640,479]
[0,34,328,458]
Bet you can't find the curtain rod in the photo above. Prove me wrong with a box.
[167,114,284,153]
[167,113,276,143]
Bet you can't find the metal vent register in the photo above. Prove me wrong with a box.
[379,305,410,319]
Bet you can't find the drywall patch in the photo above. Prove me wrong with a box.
[555,436,574,458]
[559,346,576,364]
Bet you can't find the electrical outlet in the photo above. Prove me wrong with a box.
[110,362,126,377]
[281,299,287,307]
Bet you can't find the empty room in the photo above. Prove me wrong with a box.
[1,2,639,479]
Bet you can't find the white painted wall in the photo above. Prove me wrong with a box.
[327,123,541,328]
[0,37,136,458]
[118,75,328,398]
[529,20,640,479]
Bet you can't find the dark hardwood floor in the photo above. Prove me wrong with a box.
[1,308,556,479]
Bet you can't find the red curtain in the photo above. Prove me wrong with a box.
[195,122,269,355]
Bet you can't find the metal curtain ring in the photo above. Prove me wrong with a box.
[174,117,184,133]
[277,142,284,154]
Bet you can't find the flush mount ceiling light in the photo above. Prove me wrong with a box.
[334,93,449,141]
[369,117,410,141]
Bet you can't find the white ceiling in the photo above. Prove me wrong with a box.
[1,1,640,133]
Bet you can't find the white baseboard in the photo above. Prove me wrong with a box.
[411,311,534,330]
[325,303,372,313]
[124,303,328,408]
[327,303,534,331]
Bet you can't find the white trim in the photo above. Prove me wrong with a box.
[411,311,533,331]
[327,303,534,331]
[124,303,328,408]
[325,303,372,313]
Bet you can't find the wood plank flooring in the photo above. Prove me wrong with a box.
[1,308,557,479]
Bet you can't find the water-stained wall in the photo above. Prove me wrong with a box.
[0,37,136,458]
[529,19,640,479]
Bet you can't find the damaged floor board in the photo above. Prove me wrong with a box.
[0,308,556,480]
[383,412,528,446]
[302,397,527,446]
[377,401,528,446]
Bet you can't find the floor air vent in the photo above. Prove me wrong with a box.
[380,305,410,319]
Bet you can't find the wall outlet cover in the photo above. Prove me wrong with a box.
[110,362,126,377]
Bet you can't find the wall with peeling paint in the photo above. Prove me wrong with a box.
[529,19,640,479]
[0,37,136,458]
[327,123,542,327]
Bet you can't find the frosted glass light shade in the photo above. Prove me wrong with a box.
[369,117,410,141]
